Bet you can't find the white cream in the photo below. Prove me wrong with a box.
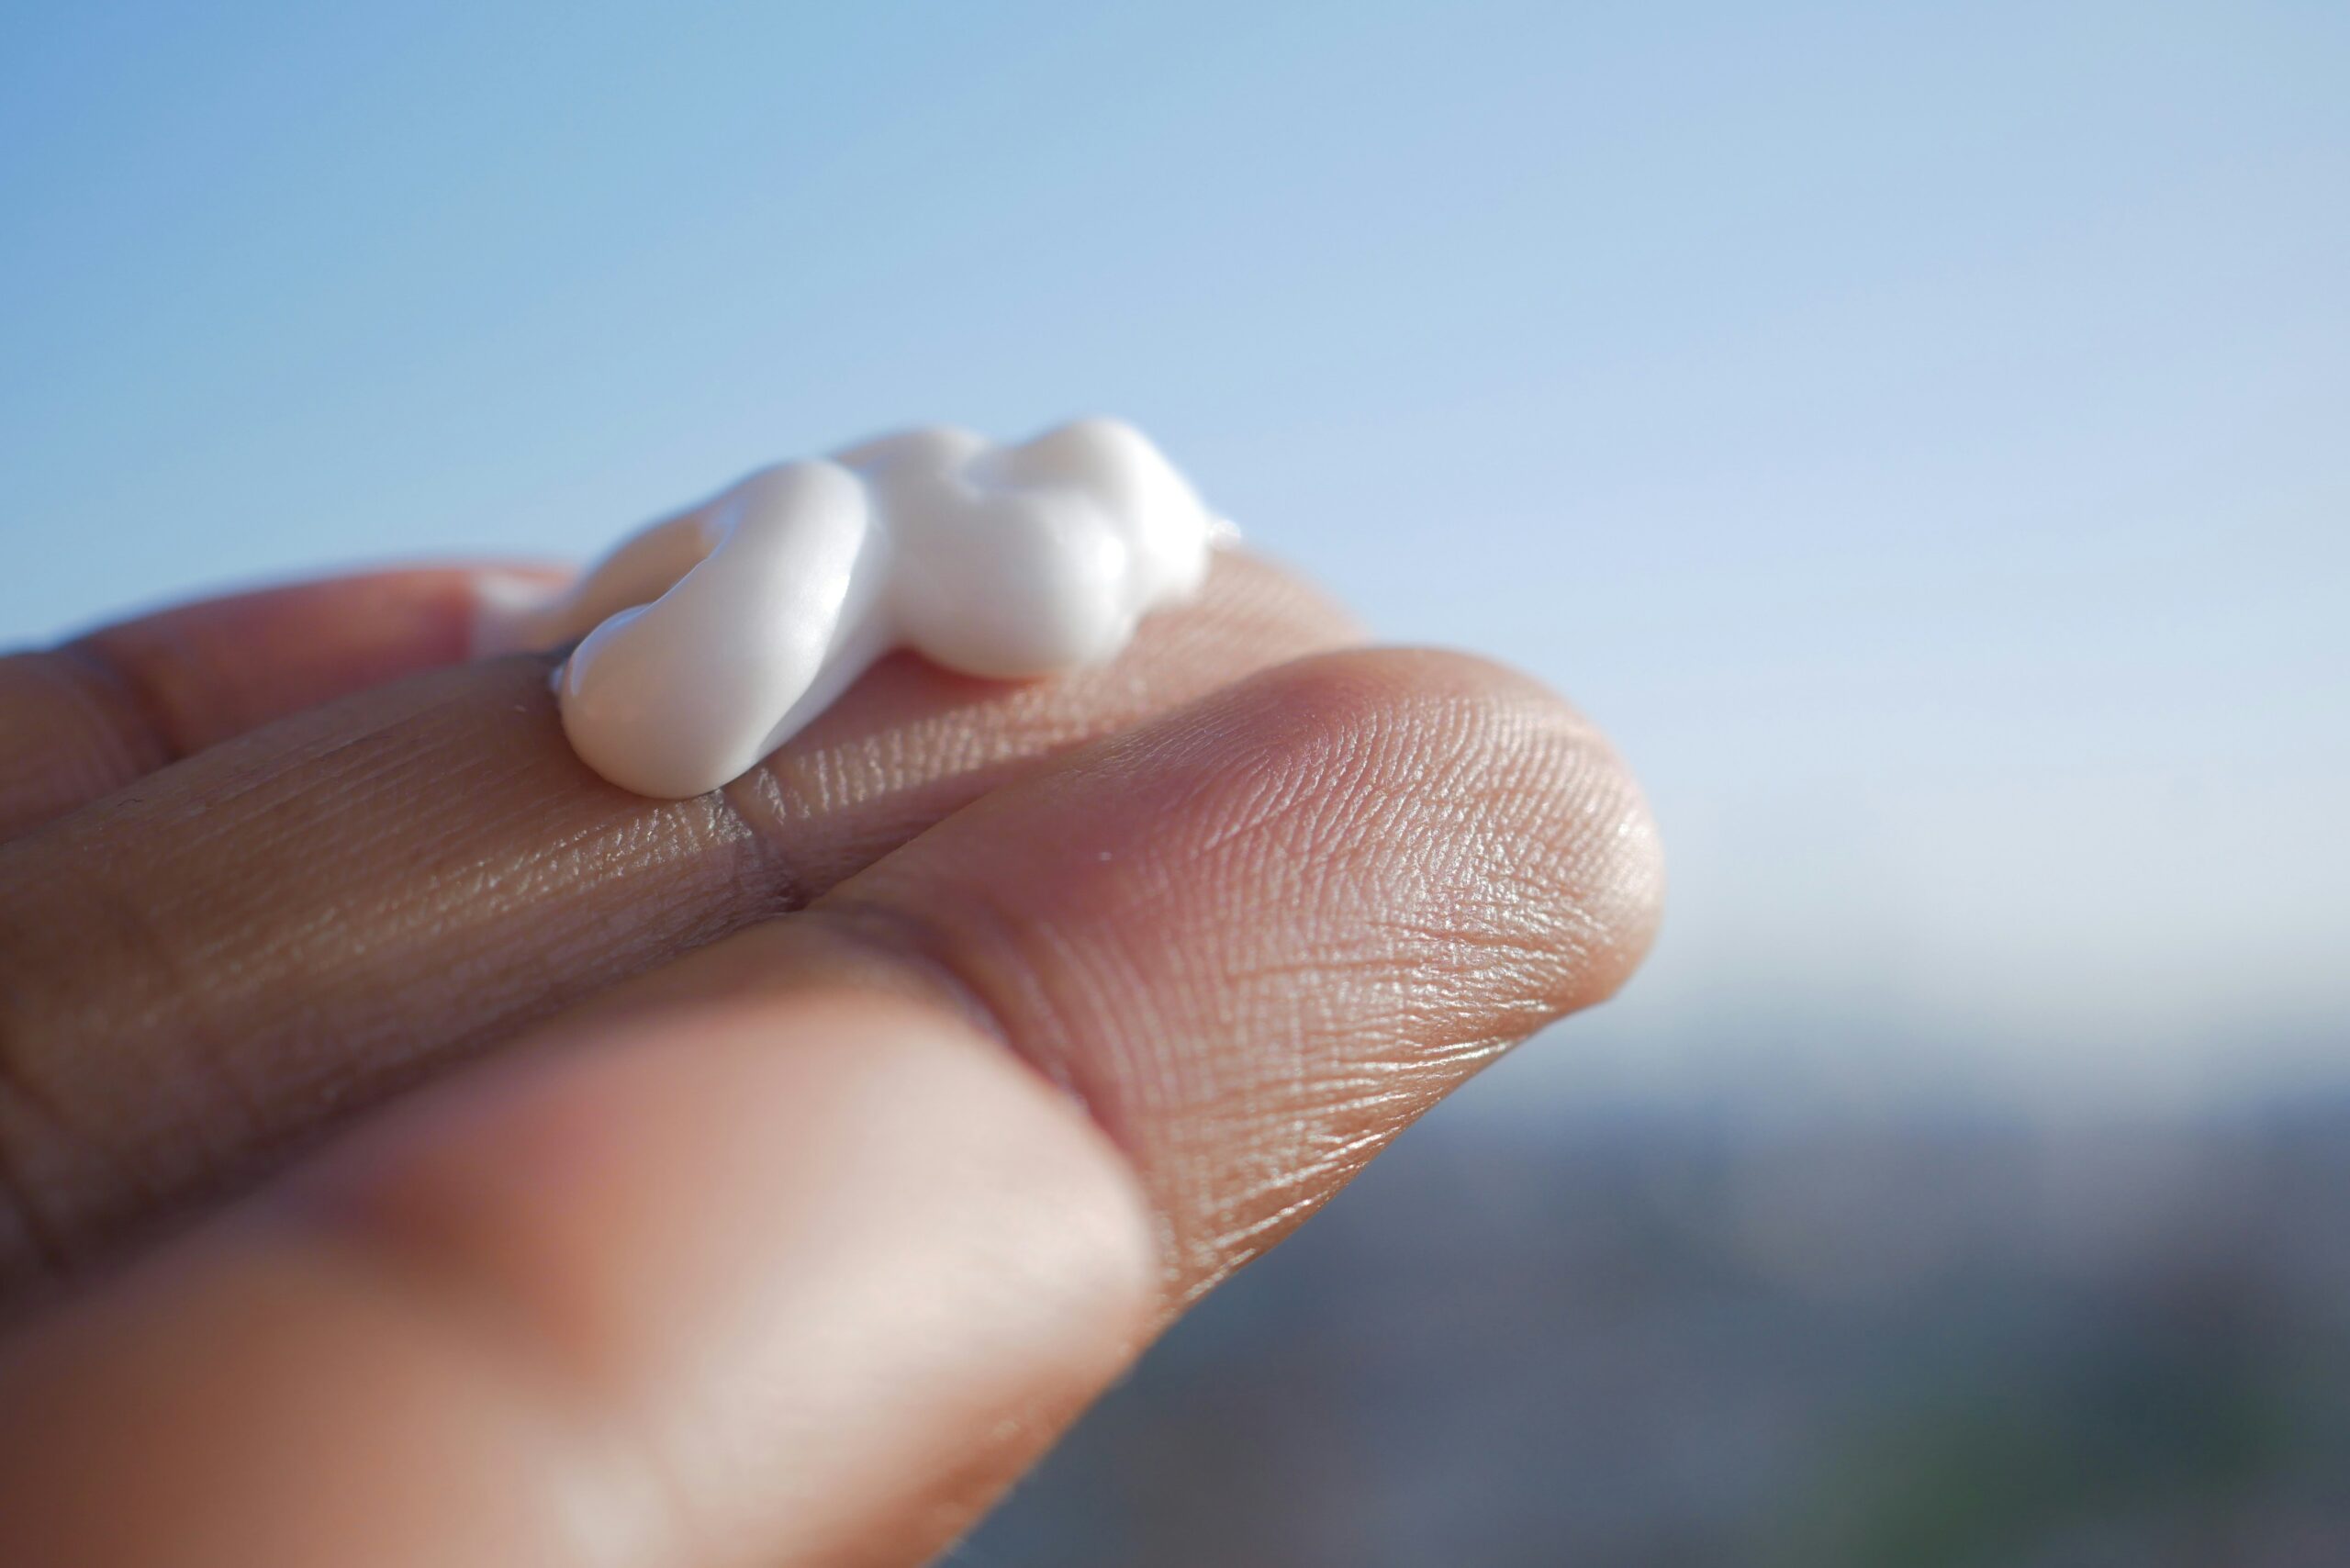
[486,418,1224,799]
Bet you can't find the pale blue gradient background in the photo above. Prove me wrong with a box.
[5,2,2344,1105]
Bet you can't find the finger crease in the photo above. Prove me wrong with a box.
[54,638,193,772]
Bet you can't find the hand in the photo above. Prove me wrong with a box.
[0,553,1661,1566]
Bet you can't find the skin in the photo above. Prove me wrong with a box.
[0,551,1663,1567]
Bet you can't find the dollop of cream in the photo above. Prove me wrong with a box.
[487,418,1224,799]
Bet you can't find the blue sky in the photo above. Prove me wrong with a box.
[4,1,2344,1105]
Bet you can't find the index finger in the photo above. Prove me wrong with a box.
[0,645,1662,1568]
[0,552,1358,1294]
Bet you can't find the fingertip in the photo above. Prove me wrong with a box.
[466,568,572,659]
[1278,644,1667,998]
[1346,644,1668,1003]
[1124,641,1668,1013]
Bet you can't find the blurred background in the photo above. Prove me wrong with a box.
[4,3,2345,1561]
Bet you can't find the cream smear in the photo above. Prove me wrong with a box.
[484,419,1224,799]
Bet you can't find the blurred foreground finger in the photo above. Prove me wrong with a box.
[0,566,565,840]
[0,992,1157,1568]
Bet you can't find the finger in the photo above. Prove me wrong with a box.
[625,646,1666,1305]
[0,553,1356,1293]
[0,992,1158,1568]
[0,566,566,840]
[0,645,1660,1568]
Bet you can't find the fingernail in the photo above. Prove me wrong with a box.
[470,571,566,658]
